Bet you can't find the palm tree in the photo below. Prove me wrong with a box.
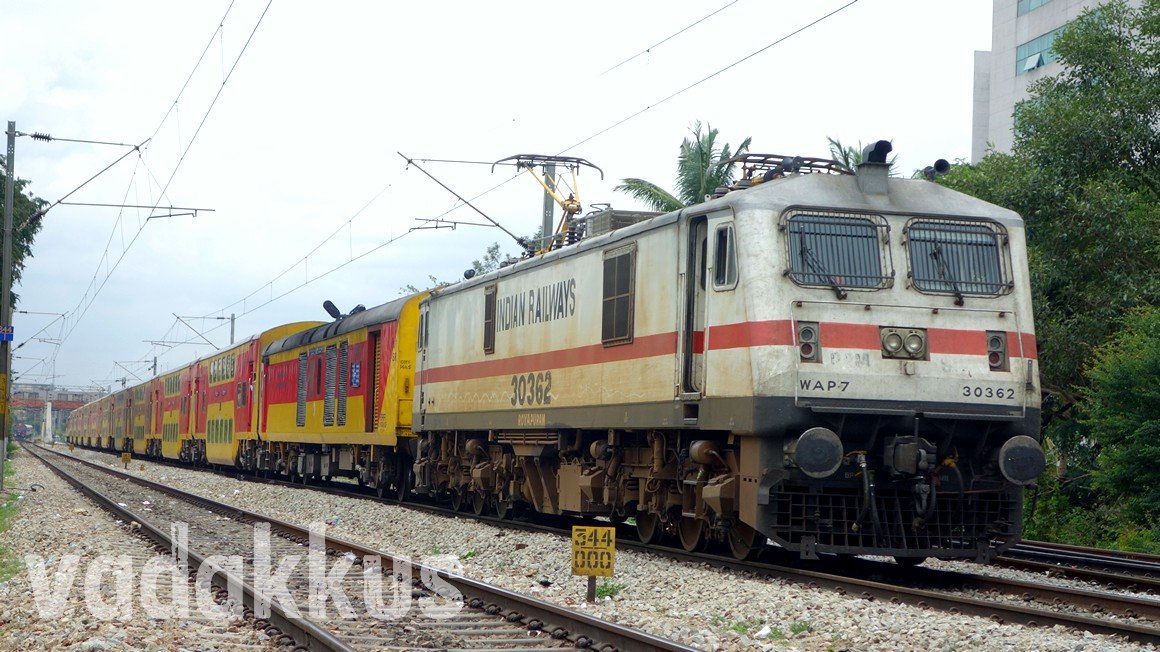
[615,121,752,212]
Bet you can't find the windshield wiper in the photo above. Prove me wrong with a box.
[930,243,965,306]
[801,242,847,300]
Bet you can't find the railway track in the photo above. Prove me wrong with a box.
[54,445,1160,647]
[997,541,1160,593]
[28,444,693,652]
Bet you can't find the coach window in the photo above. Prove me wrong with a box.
[602,244,636,346]
[713,224,738,290]
[483,285,497,354]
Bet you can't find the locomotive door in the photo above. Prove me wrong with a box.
[681,215,709,396]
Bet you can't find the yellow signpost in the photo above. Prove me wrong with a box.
[121,452,131,469]
[571,525,615,602]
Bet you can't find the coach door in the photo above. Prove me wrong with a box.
[681,215,709,397]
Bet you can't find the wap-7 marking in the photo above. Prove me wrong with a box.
[800,379,850,393]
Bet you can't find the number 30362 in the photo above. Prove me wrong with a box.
[962,385,1015,400]
[511,371,552,406]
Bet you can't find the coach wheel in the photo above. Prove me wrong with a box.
[727,522,765,560]
[678,516,707,553]
[471,492,487,516]
[450,489,465,512]
[635,511,663,545]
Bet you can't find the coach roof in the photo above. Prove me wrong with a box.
[263,293,417,357]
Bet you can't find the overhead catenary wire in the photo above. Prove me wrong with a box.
[601,0,741,75]
[563,0,860,154]
[55,0,274,349]
[103,0,861,383]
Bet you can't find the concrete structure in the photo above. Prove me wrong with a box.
[11,383,105,441]
[971,0,1138,161]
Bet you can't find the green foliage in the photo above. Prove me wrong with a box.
[1081,307,1160,522]
[790,621,813,635]
[615,121,750,212]
[594,579,625,598]
[939,1,1160,551]
[0,157,47,308]
[459,549,477,560]
[0,461,23,581]
[471,243,502,274]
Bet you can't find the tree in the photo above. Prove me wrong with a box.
[1081,307,1160,531]
[0,156,47,308]
[615,121,751,212]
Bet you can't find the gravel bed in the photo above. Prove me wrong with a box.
[64,446,1155,652]
[0,449,277,651]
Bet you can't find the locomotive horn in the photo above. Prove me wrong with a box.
[922,159,952,181]
[323,300,342,320]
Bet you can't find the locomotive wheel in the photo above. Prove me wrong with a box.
[894,556,927,567]
[495,499,513,520]
[375,471,388,499]
[635,512,663,545]
[471,492,487,516]
[727,522,765,560]
[678,516,707,553]
[450,489,465,512]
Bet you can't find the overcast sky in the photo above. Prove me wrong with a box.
[2,1,991,390]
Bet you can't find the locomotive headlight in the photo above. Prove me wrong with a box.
[882,331,903,353]
[903,332,925,356]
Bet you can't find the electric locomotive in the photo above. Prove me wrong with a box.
[413,143,1044,562]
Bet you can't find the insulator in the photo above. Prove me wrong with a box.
[30,132,53,141]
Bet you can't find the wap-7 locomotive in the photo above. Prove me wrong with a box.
[414,146,1044,562]
[68,144,1045,563]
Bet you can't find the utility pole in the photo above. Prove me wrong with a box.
[2,122,16,489]
[541,163,556,251]
[229,313,235,345]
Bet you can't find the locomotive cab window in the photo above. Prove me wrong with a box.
[905,218,1010,298]
[784,211,891,292]
[713,224,738,290]
[483,285,497,354]
[602,244,636,346]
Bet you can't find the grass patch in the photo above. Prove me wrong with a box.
[459,550,477,561]
[0,456,22,581]
[790,620,813,635]
[595,579,625,598]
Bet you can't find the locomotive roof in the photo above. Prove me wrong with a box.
[263,294,416,357]
[430,170,1023,299]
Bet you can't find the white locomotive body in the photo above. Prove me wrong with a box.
[415,152,1043,561]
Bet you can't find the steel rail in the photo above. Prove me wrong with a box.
[56,445,1160,645]
[38,445,693,652]
[23,443,355,652]
[1007,541,1160,576]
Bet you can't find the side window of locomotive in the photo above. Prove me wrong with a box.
[483,285,497,354]
[602,245,636,346]
[784,212,891,290]
[713,224,738,290]
[905,218,1010,297]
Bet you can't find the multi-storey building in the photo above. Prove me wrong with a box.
[971,0,1140,161]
